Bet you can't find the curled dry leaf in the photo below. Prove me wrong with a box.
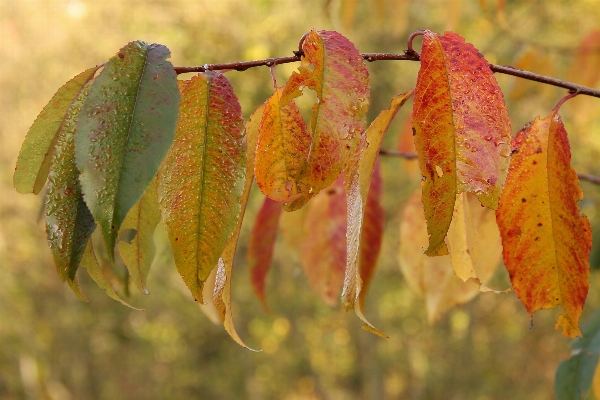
[412,30,511,256]
[496,106,591,338]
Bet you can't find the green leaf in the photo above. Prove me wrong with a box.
[117,178,160,295]
[45,80,96,286]
[75,41,180,259]
[157,71,246,303]
[555,310,600,399]
[14,66,100,194]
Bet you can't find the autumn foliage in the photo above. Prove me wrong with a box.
[13,29,592,348]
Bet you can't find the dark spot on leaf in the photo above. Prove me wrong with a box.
[111,225,115,230]
[175,237,179,241]
[536,146,542,153]
[118,52,125,59]
[64,187,74,196]
[537,223,542,227]
[346,145,351,150]
[535,237,539,241]
[326,189,337,195]
[512,148,519,154]
[521,198,527,202]
[532,160,537,165]
[412,127,416,136]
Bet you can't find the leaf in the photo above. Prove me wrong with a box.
[248,196,283,311]
[399,190,503,323]
[412,30,512,256]
[357,162,385,309]
[496,109,591,338]
[117,178,160,295]
[14,65,100,194]
[213,103,264,350]
[254,88,311,203]
[342,92,413,337]
[279,29,370,210]
[44,79,96,289]
[158,71,245,303]
[76,41,180,259]
[446,192,505,293]
[80,240,140,309]
[300,176,347,306]
[555,310,600,399]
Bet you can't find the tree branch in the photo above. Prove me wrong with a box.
[378,149,600,185]
[174,52,600,99]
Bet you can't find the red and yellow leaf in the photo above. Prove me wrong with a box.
[412,30,511,256]
[279,29,370,210]
[300,176,347,306]
[212,103,264,350]
[254,88,311,203]
[496,108,591,338]
[157,71,245,303]
[248,197,283,311]
[342,92,413,337]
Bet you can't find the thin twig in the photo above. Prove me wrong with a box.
[378,148,600,185]
[174,52,600,99]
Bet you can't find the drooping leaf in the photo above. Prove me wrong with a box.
[80,240,140,309]
[358,162,385,309]
[45,80,96,289]
[342,92,413,337]
[399,190,503,323]
[446,192,505,292]
[76,41,180,259]
[412,30,512,256]
[213,103,264,350]
[254,88,311,203]
[14,65,100,194]
[117,178,160,295]
[300,176,347,306]
[496,108,591,338]
[248,196,283,311]
[158,71,245,303]
[555,310,600,399]
[279,29,370,210]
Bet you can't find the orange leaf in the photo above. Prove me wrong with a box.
[248,196,283,311]
[412,30,511,256]
[496,109,591,338]
[280,29,370,211]
[254,88,311,203]
[300,176,347,306]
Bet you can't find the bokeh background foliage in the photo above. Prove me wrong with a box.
[2,0,600,399]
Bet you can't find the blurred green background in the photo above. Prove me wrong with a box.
[2,0,600,399]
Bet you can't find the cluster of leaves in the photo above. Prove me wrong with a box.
[13,29,592,348]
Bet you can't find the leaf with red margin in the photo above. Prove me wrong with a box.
[157,71,245,303]
[496,106,591,338]
[300,176,347,306]
[342,92,413,337]
[212,103,264,350]
[254,88,311,203]
[280,29,370,211]
[248,196,283,311]
[412,30,511,256]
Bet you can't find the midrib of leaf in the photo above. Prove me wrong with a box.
[110,47,150,238]
[306,35,327,175]
[194,75,211,287]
